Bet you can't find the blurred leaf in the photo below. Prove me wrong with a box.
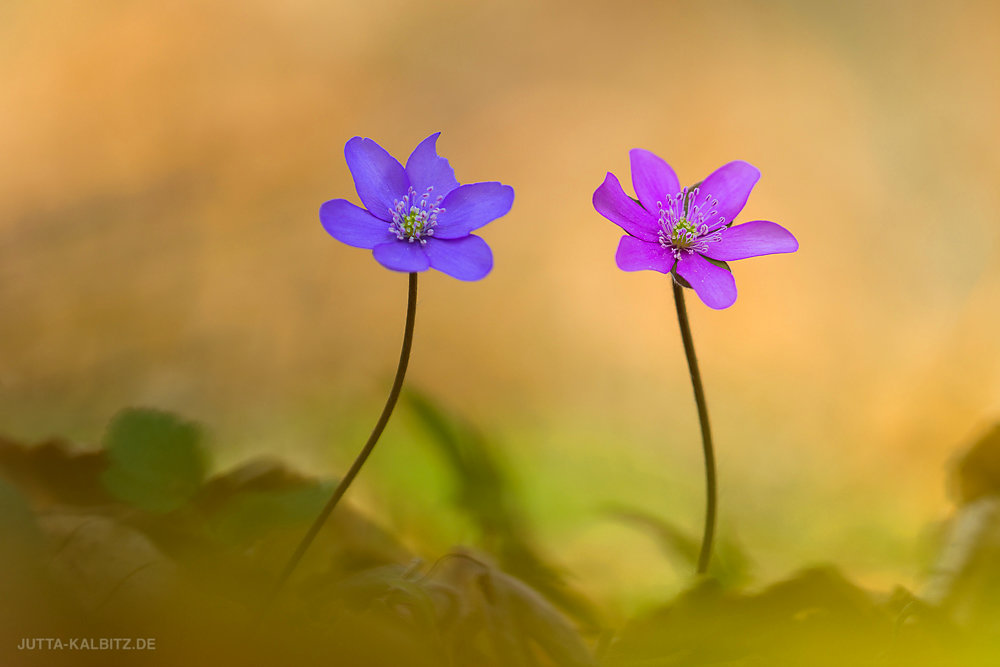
[100,408,208,513]
[196,457,313,511]
[0,436,109,506]
[335,563,439,632]
[486,570,598,667]
[405,389,513,540]
[40,510,182,614]
[605,567,895,667]
[0,476,43,571]
[425,551,596,667]
[498,540,605,633]
[207,481,335,545]
[0,479,88,644]
[189,458,411,598]
[0,474,40,536]
[405,389,603,631]
[607,505,752,588]
[475,570,535,667]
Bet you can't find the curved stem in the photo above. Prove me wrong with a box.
[269,272,418,601]
[671,278,717,575]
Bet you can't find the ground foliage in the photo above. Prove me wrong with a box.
[0,400,996,666]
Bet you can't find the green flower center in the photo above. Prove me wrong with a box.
[389,186,443,245]
[670,219,698,248]
[400,212,425,239]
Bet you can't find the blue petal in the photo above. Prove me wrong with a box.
[433,183,514,239]
[405,132,459,198]
[344,137,410,221]
[424,235,493,281]
[320,199,394,249]
[372,241,430,273]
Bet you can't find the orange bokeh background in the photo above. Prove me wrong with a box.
[2,0,999,610]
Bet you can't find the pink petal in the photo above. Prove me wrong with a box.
[702,220,798,261]
[630,149,681,215]
[698,161,760,226]
[593,173,659,242]
[615,236,676,273]
[676,253,737,310]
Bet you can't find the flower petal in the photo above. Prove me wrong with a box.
[405,132,460,197]
[320,198,394,249]
[701,220,798,261]
[433,182,514,239]
[676,253,737,309]
[372,240,430,273]
[615,235,676,273]
[698,161,760,226]
[593,173,659,242]
[630,149,680,214]
[424,235,493,281]
[344,137,410,221]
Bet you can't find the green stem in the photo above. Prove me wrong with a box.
[269,271,418,600]
[671,278,717,575]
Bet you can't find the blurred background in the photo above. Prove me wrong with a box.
[2,0,999,619]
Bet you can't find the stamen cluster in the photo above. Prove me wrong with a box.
[388,186,445,245]
[656,186,727,259]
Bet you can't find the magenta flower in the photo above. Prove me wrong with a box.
[320,133,514,281]
[593,150,797,309]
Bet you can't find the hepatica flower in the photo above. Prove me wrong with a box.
[593,149,797,576]
[272,134,513,603]
[594,150,797,308]
[320,132,514,281]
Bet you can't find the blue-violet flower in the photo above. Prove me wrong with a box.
[594,150,797,308]
[321,133,514,281]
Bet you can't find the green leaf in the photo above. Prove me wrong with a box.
[405,389,604,631]
[701,256,732,273]
[404,389,513,538]
[207,481,335,545]
[100,408,208,513]
[607,505,752,589]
